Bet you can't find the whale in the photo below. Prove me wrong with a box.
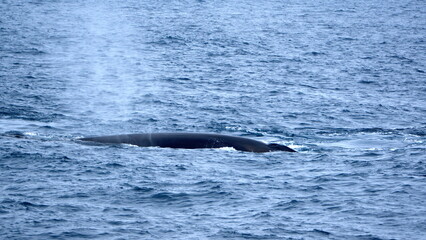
[78,133,296,153]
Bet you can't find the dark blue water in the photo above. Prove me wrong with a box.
[1,0,425,239]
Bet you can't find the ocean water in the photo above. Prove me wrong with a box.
[1,0,425,239]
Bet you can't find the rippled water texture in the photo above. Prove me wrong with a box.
[1,0,425,239]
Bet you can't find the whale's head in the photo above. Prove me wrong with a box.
[267,143,296,152]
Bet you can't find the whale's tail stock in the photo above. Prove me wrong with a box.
[267,143,297,152]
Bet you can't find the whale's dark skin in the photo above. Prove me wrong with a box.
[78,133,296,153]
